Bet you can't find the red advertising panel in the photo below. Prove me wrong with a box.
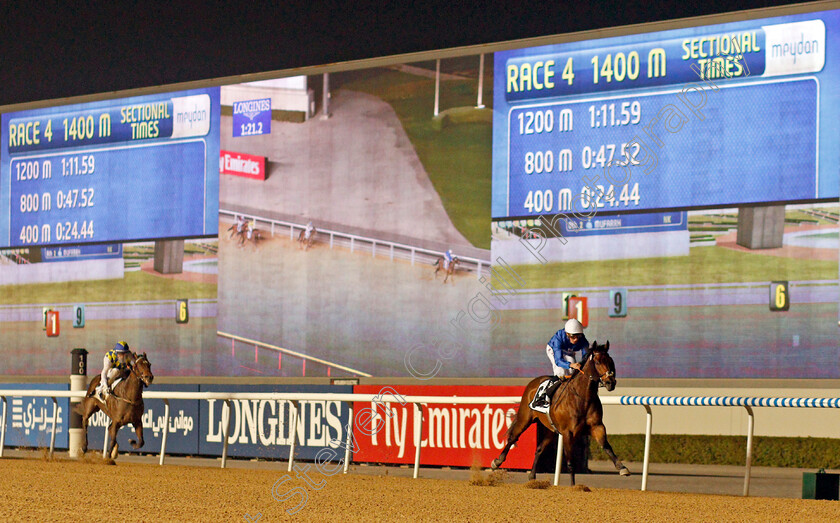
[352,385,536,470]
[220,150,266,180]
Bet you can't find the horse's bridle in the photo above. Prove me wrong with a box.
[580,353,615,387]
[131,356,153,387]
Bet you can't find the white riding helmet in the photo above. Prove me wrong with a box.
[565,319,584,335]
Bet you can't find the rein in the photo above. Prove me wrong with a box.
[109,359,148,405]
[579,353,614,387]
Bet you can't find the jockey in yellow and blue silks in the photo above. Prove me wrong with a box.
[533,319,589,408]
[94,341,135,401]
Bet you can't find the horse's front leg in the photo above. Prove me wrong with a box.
[80,398,97,453]
[108,422,121,460]
[528,425,556,481]
[563,433,576,486]
[591,423,630,477]
[129,419,144,449]
[491,411,534,471]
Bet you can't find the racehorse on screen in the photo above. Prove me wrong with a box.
[75,353,154,460]
[433,256,459,284]
[490,341,630,486]
[298,227,316,250]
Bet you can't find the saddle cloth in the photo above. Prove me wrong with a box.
[109,377,124,389]
[528,378,553,414]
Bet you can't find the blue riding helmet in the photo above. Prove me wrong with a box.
[114,341,130,353]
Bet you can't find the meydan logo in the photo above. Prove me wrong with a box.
[233,98,271,120]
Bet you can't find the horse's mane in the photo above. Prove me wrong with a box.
[576,341,611,380]
[588,340,609,353]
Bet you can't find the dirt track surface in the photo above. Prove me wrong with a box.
[2,458,839,522]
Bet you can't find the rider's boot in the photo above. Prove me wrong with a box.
[94,382,109,402]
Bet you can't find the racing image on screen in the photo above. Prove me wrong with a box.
[490,12,839,378]
[0,87,221,375]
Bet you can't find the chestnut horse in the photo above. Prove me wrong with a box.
[75,353,154,459]
[490,341,630,485]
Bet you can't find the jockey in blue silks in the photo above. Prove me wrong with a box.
[443,249,454,270]
[533,318,589,408]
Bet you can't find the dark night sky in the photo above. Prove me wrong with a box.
[0,0,810,107]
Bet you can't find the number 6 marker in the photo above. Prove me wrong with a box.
[176,299,189,324]
[769,281,789,311]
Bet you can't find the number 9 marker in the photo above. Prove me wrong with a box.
[608,289,627,318]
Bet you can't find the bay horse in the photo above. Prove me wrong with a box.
[433,256,459,283]
[490,341,630,486]
[75,352,154,459]
[228,218,247,243]
[298,228,316,250]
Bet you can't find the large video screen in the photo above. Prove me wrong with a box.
[0,7,836,380]
[493,19,832,219]
[0,87,220,376]
[1,88,220,247]
[491,10,839,378]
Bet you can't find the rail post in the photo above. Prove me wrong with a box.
[0,396,7,457]
[221,399,232,469]
[343,403,354,474]
[49,397,58,458]
[159,399,170,465]
[102,419,110,458]
[743,405,755,496]
[288,400,299,472]
[69,348,87,458]
[553,434,563,486]
[413,403,424,479]
[642,405,653,491]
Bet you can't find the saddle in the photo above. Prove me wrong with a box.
[529,378,554,414]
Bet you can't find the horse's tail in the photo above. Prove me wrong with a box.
[72,401,86,415]
[504,418,516,440]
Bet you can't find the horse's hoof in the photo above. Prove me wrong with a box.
[620,467,631,477]
[490,459,499,471]
[527,473,536,481]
